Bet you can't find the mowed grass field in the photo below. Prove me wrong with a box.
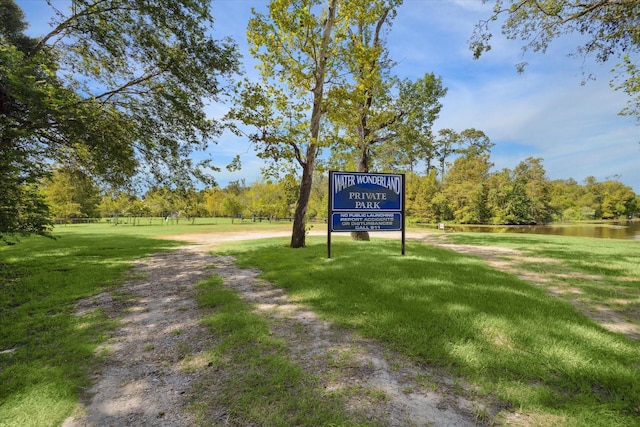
[1,219,639,426]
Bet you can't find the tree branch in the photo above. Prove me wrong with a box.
[31,0,137,56]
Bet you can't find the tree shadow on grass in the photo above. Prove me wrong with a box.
[233,238,640,424]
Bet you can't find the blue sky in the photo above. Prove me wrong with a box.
[19,0,639,192]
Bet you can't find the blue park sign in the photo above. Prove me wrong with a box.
[327,171,406,257]
[328,171,405,232]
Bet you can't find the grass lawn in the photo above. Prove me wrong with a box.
[51,216,298,238]
[223,234,640,426]
[2,222,639,426]
[445,232,640,338]
[190,275,377,426]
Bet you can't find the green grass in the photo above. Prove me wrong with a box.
[4,223,640,426]
[445,232,640,327]
[0,233,178,426]
[51,216,298,238]
[190,275,375,426]
[224,236,640,426]
[446,232,640,279]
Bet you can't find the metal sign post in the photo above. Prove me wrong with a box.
[327,171,405,258]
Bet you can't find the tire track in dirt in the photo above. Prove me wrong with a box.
[64,248,220,427]
[211,254,485,426]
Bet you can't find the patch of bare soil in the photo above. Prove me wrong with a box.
[64,248,221,426]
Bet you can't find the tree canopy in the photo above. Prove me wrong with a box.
[231,0,450,247]
[230,0,347,248]
[1,0,239,242]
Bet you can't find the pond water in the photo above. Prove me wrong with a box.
[438,221,640,240]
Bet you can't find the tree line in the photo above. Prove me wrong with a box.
[42,159,638,226]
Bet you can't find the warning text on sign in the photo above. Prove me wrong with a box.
[331,212,402,232]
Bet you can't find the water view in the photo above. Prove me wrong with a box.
[440,220,640,240]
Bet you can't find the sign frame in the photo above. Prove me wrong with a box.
[327,171,405,258]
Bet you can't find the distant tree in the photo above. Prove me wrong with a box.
[599,180,637,219]
[204,187,225,217]
[404,172,421,218]
[513,157,553,224]
[41,167,101,222]
[436,128,494,181]
[244,180,291,220]
[458,128,494,155]
[504,178,532,224]
[99,191,135,224]
[442,148,493,224]
[225,179,247,196]
[548,178,582,220]
[434,129,461,184]
[580,176,605,218]
[0,181,50,244]
[471,0,640,121]
[578,206,597,220]
[143,187,172,219]
[487,168,514,224]
[386,75,447,173]
[176,188,207,224]
[406,170,441,222]
[127,200,151,225]
[307,172,328,220]
[221,195,245,223]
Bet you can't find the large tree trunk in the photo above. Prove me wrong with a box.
[290,0,337,248]
[290,146,318,248]
[351,147,371,241]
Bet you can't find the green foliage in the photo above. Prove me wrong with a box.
[325,1,446,176]
[244,179,296,219]
[406,154,636,225]
[221,194,245,220]
[442,151,493,224]
[233,0,344,247]
[615,54,640,121]
[0,178,52,244]
[41,167,102,222]
[0,16,65,241]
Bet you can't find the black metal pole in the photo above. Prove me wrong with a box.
[327,171,333,258]
[401,173,406,256]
